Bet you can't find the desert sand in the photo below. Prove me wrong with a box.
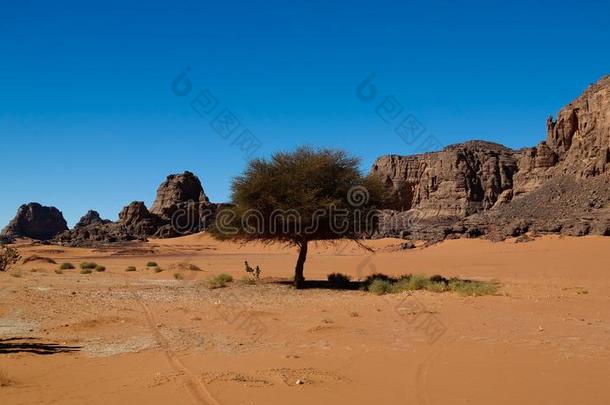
[1,235,609,404]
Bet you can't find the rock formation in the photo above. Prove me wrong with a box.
[372,75,610,241]
[75,210,110,228]
[53,172,218,247]
[1,203,68,241]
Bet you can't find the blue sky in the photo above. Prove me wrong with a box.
[1,0,609,227]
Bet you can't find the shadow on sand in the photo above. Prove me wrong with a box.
[0,337,81,355]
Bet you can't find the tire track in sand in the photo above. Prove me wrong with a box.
[131,288,221,405]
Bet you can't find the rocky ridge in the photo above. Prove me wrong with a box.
[372,75,610,241]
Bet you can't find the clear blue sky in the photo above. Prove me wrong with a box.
[2,0,609,227]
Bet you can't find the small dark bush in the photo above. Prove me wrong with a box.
[94,265,106,272]
[125,266,136,272]
[327,273,352,289]
[60,262,75,270]
[146,261,158,267]
[80,262,97,270]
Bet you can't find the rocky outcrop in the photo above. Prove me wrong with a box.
[53,172,218,247]
[75,210,110,228]
[373,75,610,241]
[150,171,209,220]
[372,141,518,217]
[1,203,68,241]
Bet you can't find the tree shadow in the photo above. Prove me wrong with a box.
[272,279,363,290]
[0,337,81,355]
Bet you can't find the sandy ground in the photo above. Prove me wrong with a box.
[0,234,609,404]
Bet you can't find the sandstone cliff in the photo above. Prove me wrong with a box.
[372,75,610,240]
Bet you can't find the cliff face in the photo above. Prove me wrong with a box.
[372,75,610,239]
[372,141,518,217]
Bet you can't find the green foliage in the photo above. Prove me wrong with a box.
[212,147,387,244]
[204,273,234,289]
[0,245,21,272]
[80,262,97,270]
[146,261,158,267]
[327,272,352,289]
[368,279,394,295]
[60,262,75,270]
[94,265,106,272]
[363,273,498,296]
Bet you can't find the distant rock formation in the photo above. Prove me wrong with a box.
[75,210,110,228]
[1,203,68,241]
[53,172,218,247]
[150,171,209,219]
[372,75,610,241]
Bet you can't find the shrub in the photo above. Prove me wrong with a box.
[60,262,75,270]
[368,279,394,295]
[80,268,92,274]
[125,266,136,272]
[363,273,498,296]
[204,273,233,289]
[327,273,352,289]
[94,265,106,272]
[146,261,158,267]
[240,276,256,285]
[0,245,21,272]
[80,262,97,270]
[448,279,498,296]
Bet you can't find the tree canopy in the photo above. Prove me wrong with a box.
[210,146,387,288]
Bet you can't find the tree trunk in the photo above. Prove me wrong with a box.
[294,240,308,289]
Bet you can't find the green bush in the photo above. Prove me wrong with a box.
[94,265,106,272]
[363,273,498,296]
[204,273,233,289]
[146,261,158,267]
[368,279,394,295]
[60,262,75,270]
[80,262,97,270]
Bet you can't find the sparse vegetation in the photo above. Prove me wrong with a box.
[209,147,387,289]
[125,266,136,272]
[327,272,352,289]
[146,261,158,267]
[79,262,97,270]
[80,268,93,274]
[23,255,56,264]
[240,276,256,285]
[94,265,106,272]
[0,245,21,272]
[363,273,498,296]
[60,262,75,270]
[203,273,233,289]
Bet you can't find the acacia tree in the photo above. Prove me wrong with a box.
[210,147,386,288]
